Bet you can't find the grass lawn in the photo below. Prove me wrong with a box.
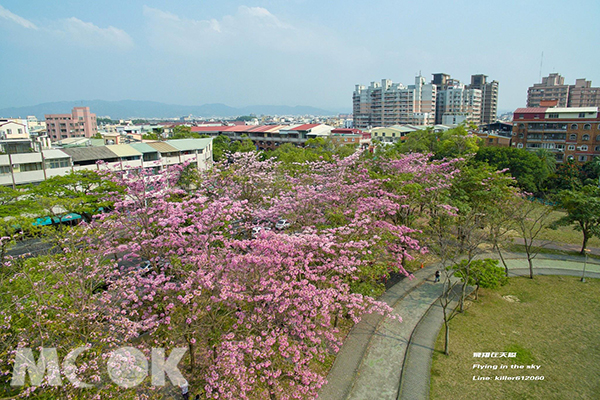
[430,275,600,400]
[533,210,600,248]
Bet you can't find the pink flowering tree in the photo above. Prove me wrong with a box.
[3,149,476,399]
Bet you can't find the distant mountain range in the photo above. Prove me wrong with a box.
[0,100,346,120]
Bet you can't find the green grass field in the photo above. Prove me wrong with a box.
[533,210,600,248]
[430,275,600,400]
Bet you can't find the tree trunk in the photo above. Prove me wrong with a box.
[188,340,195,375]
[444,322,450,356]
[459,268,469,312]
[528,256,534,279]
[580,230,589,255]
[495,243,509,277]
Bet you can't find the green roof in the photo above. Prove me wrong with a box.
[129,142,160,154]
[166,138,212,151]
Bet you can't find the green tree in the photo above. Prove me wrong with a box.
[535,148,556,175]
[233,115,255,122]
[436,125,481,158]
[172,125,200,139]
[399,127,438,154]
[212,135,231,161]
[513,198,553,278]
[142,132,159,140]
[554,185,600,254]
[229,135,255,153]
[0,186,39,262]
[475,146,548,194]
[452,258,508,300]
[30,171,122,223]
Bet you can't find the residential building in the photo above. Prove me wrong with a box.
[527,74,600,108]
[45,107,98,141]
[353,73,497,128]
[512,106,600,162]
[568,79,600,107]
[468,74,499,125]
[0,138,213,187]
[191,123,334,150]
[0,120,29,140]
[353,75,437,129]
[436,83,482,125]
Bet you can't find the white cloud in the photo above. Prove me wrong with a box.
[56,18,134,50]
[0,5,38,29]
[142,5,331,55]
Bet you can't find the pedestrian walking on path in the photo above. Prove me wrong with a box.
[181,382,189,400]
[434,270,440,282]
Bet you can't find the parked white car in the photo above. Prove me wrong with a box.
[275,219,290,230]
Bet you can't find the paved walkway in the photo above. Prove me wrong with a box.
[512,238,600,257]
[318,264,441,400]
[318,253,600,400]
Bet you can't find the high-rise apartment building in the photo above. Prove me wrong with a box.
[468,74,499,125]
[432,73,485,125]
[569,78,600,107]
[353,75,436,129]
[353,73,496,129]
[45,107,98,141]
[527,73,600,108]
[435,83,482,125]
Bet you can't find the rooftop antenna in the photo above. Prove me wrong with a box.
[539,51,543,82]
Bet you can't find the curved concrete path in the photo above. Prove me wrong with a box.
[317,263,441,400]
[319,254,600,400]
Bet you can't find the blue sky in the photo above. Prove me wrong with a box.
[1,0,599,113]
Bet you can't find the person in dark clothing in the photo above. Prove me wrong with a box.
[181,382,189,400]
[434,270,441,283]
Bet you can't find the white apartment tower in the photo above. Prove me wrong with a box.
[353,75,436,129]
[436,84,483,125]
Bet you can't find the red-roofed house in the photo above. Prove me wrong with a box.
[512,106,600,162]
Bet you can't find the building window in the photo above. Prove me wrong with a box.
[569,134,577,140]
[579,155,587,162]
[579,113,586,118]
[45,159,71,169]
[580,145,589,151]
[519,133,524,138]
[583,134,590,141]
[571,124,578,130]
[568,145,576,151]
[584,124,591,130]
[20,162,43,172]
[517,143,523,148]
[518,123,525,129]
[548,113,558,119]
[595,146,600,152]
[0,165,10,175]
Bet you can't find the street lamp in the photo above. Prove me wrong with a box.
[581,249,591,282]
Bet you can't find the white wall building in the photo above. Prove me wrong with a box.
[0,138,213,187]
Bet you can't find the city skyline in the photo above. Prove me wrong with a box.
[1,0,599,113]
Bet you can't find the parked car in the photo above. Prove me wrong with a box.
[275,219,290,230]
